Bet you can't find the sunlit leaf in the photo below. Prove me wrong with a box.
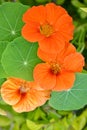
[80,8,87,13]
[26,119,43,130]
[21,124,29,130]
[45,125,53,130]
[0,116,11,127]
[49,73,87,110]
[1,37,41,81]
[72,115,86,130]
[13,123,20,130]
[14,116,25,125]
[56,0,65,5]
[0,2,28,41]
[0,108,7,116]
[71,0,85,8]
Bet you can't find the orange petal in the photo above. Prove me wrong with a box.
[38,42,74,64]
[63,52,85,72]
[33,63,56,90]
[53,71,75,91]
[39,34,65,53]
[64,43,76,56]
[46,3,67,25]
[55,14,74,41]
[8,77,25,86]
[13,86,50,113]
[53,43,76,65]
[23,5,46,24]
[37,47,57,62]
[1,79,21,105]
[22,22,45,42]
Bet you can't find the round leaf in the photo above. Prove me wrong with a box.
[1,37,41,81]
[49,73,87,110]
[0,41,9,78]
[0,78,6,86]
[0,2,28,41]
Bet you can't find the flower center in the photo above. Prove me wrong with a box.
[40,24,54,37]
[50,62,61,75]
[19,82,30,94]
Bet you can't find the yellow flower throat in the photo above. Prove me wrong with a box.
[40,24,54,37]
[50,62,61,75]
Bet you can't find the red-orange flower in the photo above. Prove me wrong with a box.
[22,3,74,53]
[33,43,84,91]
[1,78,50,113]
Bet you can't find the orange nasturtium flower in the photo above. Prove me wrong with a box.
[22,3,74,53]
[1,78,50,113]
[33,44,84,91]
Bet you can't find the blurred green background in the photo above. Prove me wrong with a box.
[0,0,87,130]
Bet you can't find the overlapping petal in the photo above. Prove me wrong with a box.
[23,5,46,23]
[13,89,50,113]
[38,34,65,53]
[53,71,75,91]
[22,22,45,42]
[33,63,56,90]
[46,3,67,25]
[1,79,21,105]
[63,52,85,72]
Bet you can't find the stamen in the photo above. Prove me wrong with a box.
[50,62,61,75]
[19,82,30,93]
[40,24,54,37]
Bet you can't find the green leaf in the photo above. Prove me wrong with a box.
[71,0,86,8]
[0,2,28,41]
[72,115,86,130]
[49,73,87,110]
[0,78,6,86]
[35,0,48,4]
[0,108,7,116]
[0,116,11,127]
[0,41,9,78]
[26,119,43,130]
[80,8,87,13]
[1,37,41,81]
[21,124,29,130]
[19,0,36,6]
[14,116,25,125]
[56,0,65,5]
[13,123,20,130]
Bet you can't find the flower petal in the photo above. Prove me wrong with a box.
[56,43,76,63]
[23,5,46,24]
[33,63,56,90]
[37,47,57,62]
[53,71,75,91]
[22,22,45,42]
[38,43,75,64]
[13,87,50,113]
[39,34,65,53]
[64,43,76,56]
[55,14,74,41]
[63,52,85,72]
[46,3,67,25]
[1,79,21,105]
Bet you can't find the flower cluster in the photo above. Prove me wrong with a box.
[1,3,84,113]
